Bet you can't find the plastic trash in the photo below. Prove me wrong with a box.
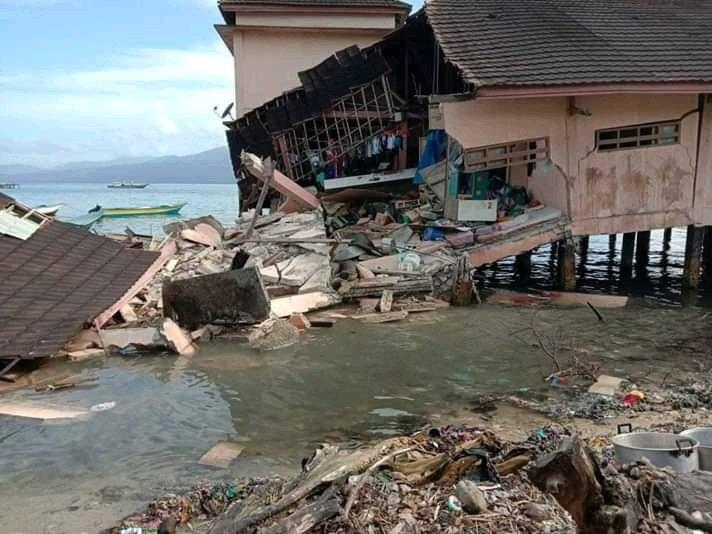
[447,495,463,512]
[397,251,421,272]
[90,401,117,413]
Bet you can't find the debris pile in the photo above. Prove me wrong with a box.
[113,417,712,534]
[114,424,578,534]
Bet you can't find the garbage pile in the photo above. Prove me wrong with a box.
[112,424,577,534]
[112,416,712,534]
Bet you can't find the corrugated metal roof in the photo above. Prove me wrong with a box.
[0,212,160,360]
[426,0,712,88]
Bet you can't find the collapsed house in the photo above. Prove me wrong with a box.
[0,194,170,378]
[222,0,712,290]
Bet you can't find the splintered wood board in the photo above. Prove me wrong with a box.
[0,401,88,421]
[198,441,244,468]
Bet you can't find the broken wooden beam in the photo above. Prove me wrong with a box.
[241,152,320,211]
[338,275,433,298]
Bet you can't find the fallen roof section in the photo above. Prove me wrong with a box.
[0,200,162,360]
[426,0,712,88]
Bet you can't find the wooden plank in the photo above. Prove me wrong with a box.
[242,152,319,210]
[270,291,341,318]
[353,310,408,323]
[0,401,88,420]
[198,441,244,468]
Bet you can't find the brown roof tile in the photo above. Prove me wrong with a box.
[0,215,160,360]
[426,0,712,87]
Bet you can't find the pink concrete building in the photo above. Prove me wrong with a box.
[216,0,411,118]
[225,0,712,289]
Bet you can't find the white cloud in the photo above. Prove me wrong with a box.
[0,40,235,166]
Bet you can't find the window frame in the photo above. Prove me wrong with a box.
[462,137,550,173]
[595,120,680,152]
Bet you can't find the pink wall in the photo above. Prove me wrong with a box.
[232,25,392,117]
[441,94,702,235]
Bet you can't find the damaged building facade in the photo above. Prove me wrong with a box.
[221,0,712,291]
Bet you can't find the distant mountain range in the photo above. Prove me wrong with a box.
[0,146,235,184]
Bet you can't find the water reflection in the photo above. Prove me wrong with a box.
[482,228,712,306]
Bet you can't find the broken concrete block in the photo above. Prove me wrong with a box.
[260,253,327,288]
[162,319,197,357]
[99,327,165,351]
[270,291,342,318]
[198,441,244,468]
[163,267,270,329]
[65,329,102,352]
[250,319,299,350]
[67,348,106,362]
[289,313,311,331]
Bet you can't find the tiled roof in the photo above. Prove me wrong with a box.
[426,0,712,87]
[220,0,410,8]
[0,218,160,360]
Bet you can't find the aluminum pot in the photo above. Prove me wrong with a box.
[680,428,712,471]
[612,424,699,473]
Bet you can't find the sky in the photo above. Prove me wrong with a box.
[0,0,423,168]
[0,0,234,167]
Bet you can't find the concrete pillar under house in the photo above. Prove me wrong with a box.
[683,225,704,290]
[557,238,576,291]
[620,232,636,280]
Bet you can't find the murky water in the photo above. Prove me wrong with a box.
[3,184,712,532]
[1,300,709,533]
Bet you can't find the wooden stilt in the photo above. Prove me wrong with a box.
[608,234,617,249]
[578,236,589,256]
[635,230,651,271]
[514,251,532,281]
[620,232,635,279]
[557,238,576,291]
[683,225,704,290]
[703,227,712,268]
[663,228,672,250]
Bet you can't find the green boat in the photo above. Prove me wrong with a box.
[89,202,186,218]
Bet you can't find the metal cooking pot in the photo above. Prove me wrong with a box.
[612,424,699,473]
[680,428,712,471]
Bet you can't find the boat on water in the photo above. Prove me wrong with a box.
[107,181,148,189]
[66,209,104,229]
[88,202,186,218]
[34,204,64,216]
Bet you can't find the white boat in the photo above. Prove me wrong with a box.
[35,204,64,216]
[108,181,148,189]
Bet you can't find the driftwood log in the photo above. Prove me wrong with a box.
[208,438,409,534]
[528,435,604,527]
[529,436,712,533]
[260,487,342,534]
